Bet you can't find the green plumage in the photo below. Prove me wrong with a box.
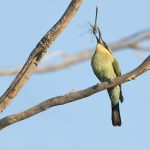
[91,43,123,126]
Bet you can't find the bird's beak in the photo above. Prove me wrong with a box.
[97,27,103,44]
[89,21,103,45]
[93,27,103,44]
[94,34,99,43]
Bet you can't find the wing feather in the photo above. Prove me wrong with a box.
[112,57,124,102]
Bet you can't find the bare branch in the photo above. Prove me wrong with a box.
[111,28,150,51]
[0,55,149,130]
[0,28,150,76]
[0,0,83,112]
[129,44,150,51]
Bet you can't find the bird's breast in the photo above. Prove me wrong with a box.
[91,46,115,81]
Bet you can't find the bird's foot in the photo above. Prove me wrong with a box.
[107,79,113,84]
[128,75,136,81]
[96,83,101,87]
[93,83,101,90]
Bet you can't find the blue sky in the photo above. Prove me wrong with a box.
[0,0,150,150]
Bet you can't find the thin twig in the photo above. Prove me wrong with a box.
[0,0,83,112]
[0,55,149,130]
[0,28,150,76]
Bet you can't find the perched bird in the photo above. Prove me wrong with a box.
[91,9,124,126]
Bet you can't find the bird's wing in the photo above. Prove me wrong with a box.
[102,40,112,54]
[112,57,124,102]
[112,57,121,77]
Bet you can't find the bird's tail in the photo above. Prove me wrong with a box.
[111,103,121,126]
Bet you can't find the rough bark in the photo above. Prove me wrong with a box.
[0,0,83,112]
[0,55,149,130]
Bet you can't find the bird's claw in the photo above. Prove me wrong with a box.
[128,75,136,81]
[96,83,100,87]
[93,83,100,90]
[107,79,113,84]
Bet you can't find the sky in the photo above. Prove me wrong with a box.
[0,0,150,150]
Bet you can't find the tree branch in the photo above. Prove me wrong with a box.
[111,28,150,51]
[0,28,150,76]
[0,0,83,112]
[0,55,149,130]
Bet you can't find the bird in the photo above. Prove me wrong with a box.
[91,8,124,126]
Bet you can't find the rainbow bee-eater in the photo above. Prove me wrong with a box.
[91,8,124,126]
